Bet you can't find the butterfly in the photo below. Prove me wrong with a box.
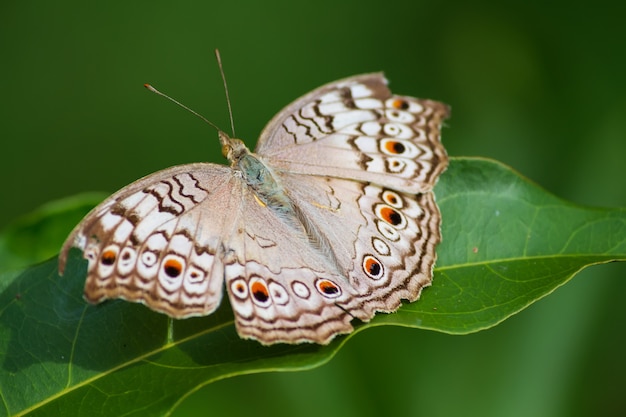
[58,73,449,345]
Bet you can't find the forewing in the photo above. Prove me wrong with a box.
[59,163,241,318]
[255,73,449,193]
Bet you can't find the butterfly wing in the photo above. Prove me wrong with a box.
[277,174,441,321]
[239,73,449,341]
[58,162,360,344]
[223,178,358,344]
[226,174,441,345]
[59,163,242,318]
[255,73,449,193]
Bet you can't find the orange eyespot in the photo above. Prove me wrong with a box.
[380,206,402,226]
[383,140,406,154]
[230,278,249,300]
[363,255,383,279]
[317,279,341,297]
[382,190,403,209]
[251,281,269,302]
[384,194,398,207]
[392,99,409,110]
[163,258,183,278]
[101,249,117,265]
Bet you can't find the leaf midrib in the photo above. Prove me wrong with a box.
[436,252,622,271]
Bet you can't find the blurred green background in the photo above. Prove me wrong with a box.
[2,1,625,416]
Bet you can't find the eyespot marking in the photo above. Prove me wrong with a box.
[315,279,342,298]
[363,255,384,280]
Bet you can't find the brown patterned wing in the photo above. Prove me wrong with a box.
[255,73,449,194]
[223,176,440,345]
[59,163,241,318]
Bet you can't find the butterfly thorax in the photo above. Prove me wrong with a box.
[220,131,295,219]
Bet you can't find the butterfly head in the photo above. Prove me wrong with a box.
[219,131,250,164]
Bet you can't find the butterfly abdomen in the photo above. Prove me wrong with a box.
[238,152,345,274]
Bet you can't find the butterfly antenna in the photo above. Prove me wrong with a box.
[143,83,224,134]
[214,49,236,137]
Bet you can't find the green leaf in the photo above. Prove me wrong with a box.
[0,193,107,274]
[1,157,624,416]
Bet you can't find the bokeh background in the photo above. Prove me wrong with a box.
[2,1,625,416]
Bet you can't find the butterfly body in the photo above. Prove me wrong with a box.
[59,73,449,345]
